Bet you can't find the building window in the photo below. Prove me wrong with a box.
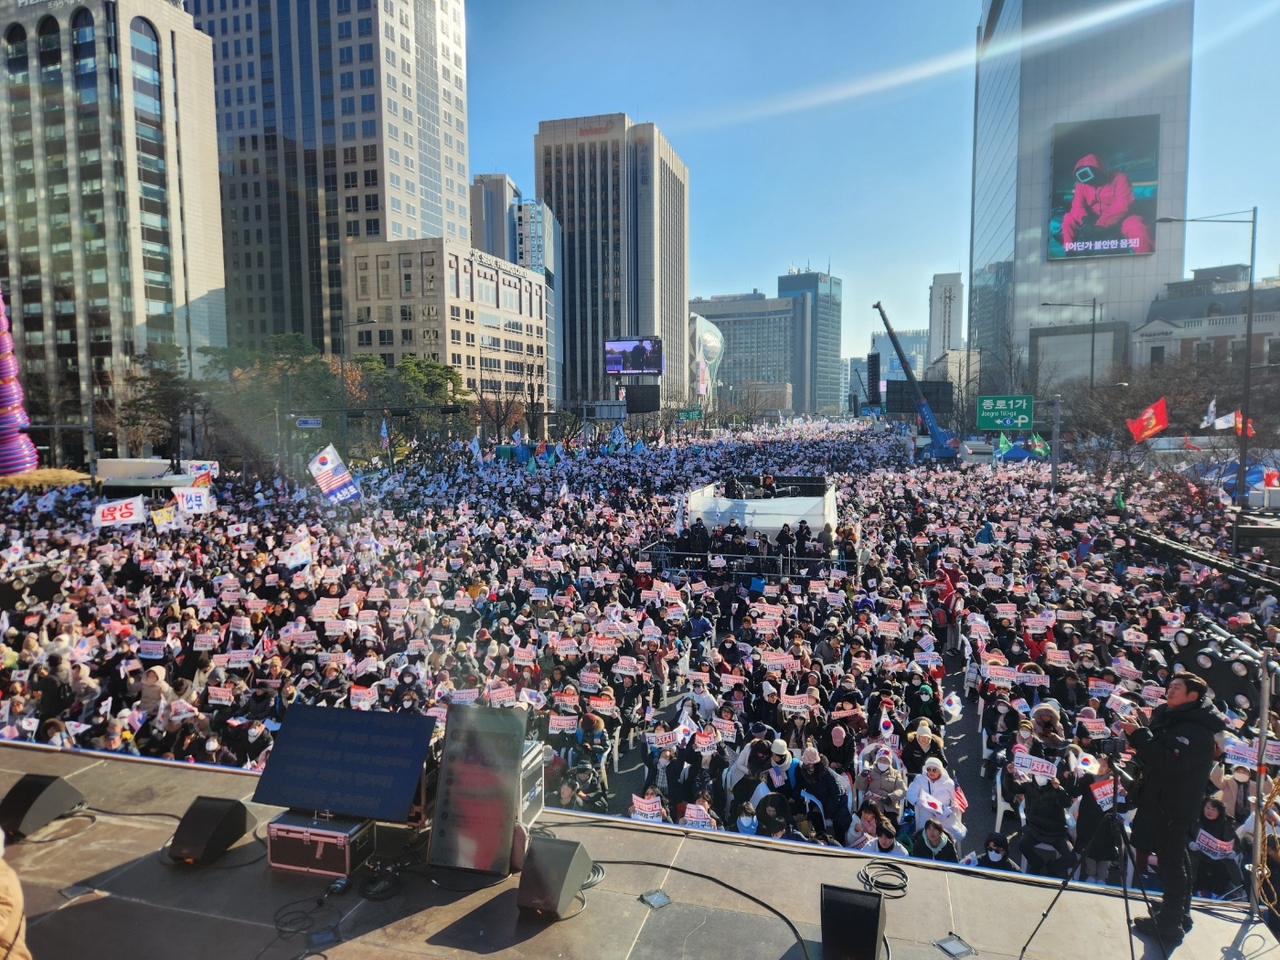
[1269,340,1280,366]
[366,218,380,235]
[1194,341,1213,363]
[1231,340,1247,365]
[401,328,414,344]
[379,329,393,346]
[381,353,395,369]
[347,220,361,237]
[1149,345,1164,366]
[357,330,372,346]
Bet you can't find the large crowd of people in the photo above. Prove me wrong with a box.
[1,421,1277,946]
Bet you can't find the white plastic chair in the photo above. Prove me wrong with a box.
[994,767,1017,835]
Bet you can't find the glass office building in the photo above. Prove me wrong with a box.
[969,0,1192,392]
[0,0,225,465]
[777,269,842,414]
[195,0,471,352]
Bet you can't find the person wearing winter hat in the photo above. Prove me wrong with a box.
[796,745,853,840]
[902,719,948,776]
[858,747,907,824]
[906,757,966,840]
[981,832,1021,873]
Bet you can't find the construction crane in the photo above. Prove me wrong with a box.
[872,301,959,461]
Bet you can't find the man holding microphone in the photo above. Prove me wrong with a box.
[1119,672,1224,948]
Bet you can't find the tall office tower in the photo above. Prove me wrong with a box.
[777,269,842,414]
[969,0,1192,392]
[690,291,814,412]
[928,272,964,363]
[869,328,931,383]
[201,0,470,351]
[0,0,225,465]
[534,113,689,406]
[470,172,520,261]
[513,199,563,414]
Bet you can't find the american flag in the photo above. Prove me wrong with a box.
[380,419,390,450]
[953,785,969,815]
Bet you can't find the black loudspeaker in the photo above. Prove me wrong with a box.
[866,353,881,404]
[820,884,886,960]
[170,796,253,865]
[516,837,593,920]
[0,774,85,841]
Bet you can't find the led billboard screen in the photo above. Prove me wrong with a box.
[604,338,664,376]
[1049,115,1159,260]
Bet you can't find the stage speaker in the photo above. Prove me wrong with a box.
[0,774,85,841]
[170,796,253,865]
[516,837,593,920]
[866,353,881,405]
[820,884,885,960]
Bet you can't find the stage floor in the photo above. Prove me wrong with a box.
[1,744,1271,960]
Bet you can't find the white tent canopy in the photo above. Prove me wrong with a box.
[678,482,837,538]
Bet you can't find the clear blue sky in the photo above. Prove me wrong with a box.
[466,0,1280,358]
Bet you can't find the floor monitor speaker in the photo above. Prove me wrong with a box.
[170,796,253,865]
[820,883,886,960]
[0,774,85,841]
[516,836,592,920]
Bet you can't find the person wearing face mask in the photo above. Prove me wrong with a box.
[859,747,907,824]
[644,748,685,802]
[981,833,1020,872]
[235,718,274,767]
[902,720,947,776]
[200,733,240,767]
[1013,772,1076,878]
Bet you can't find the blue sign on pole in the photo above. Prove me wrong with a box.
[295,417,323,429]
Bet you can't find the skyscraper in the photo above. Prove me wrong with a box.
[777,269,842,413]
[969,0,1191,392]
[513,198,563,414]
[470,172,520,262]
[690,291,814,412]
[0,0,225,465]
[928,272,964,363]
[202,0,470,351]
[534,113,689,406]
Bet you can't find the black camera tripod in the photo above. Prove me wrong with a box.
[1017,754,1168,960]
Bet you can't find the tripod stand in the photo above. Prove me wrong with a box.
[1018,756,1167,960]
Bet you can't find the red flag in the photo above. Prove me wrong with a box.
[1265,470,1280,489]
[1183,434,1202,452]
[1126,398,1168,443]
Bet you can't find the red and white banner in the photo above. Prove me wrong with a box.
[93,496,145,528]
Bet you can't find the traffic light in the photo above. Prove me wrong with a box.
[439,405,463,415]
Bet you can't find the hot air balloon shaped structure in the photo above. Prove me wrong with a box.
[0,285,40,476]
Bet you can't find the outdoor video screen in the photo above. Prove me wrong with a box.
[604,338,664,376]
[1049,115,1159,260]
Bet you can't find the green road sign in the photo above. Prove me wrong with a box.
[675,408,703,422]
[976,395,1034,431]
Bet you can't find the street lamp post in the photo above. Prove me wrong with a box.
[1041,298,1098,393]
[1158,209,1258,510]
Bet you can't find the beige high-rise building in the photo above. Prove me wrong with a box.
[534,113,688,406]
[343,237,550,422]
[0,0,225,464]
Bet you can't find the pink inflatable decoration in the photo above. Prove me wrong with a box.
[0,283,39,476]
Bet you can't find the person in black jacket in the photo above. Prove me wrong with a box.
[910,818,959,862]
[1122,672,1224,946]
[1014,774,1076,877]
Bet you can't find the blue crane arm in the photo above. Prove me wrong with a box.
[872,301,958,458]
